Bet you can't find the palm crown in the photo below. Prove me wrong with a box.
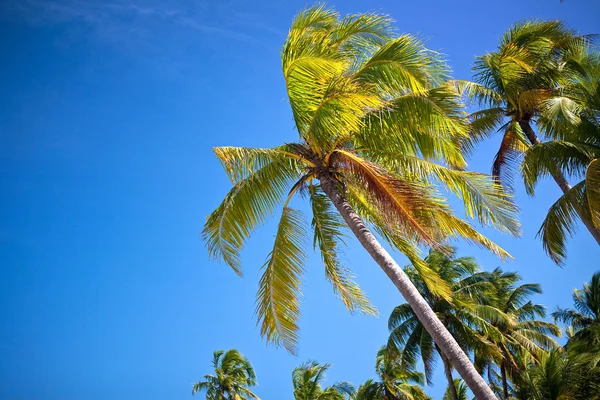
[192,349,259,400]
[203,5,519,355]
[292,361,354,400]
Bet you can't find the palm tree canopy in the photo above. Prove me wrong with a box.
[458,19,596,264]
[553,271,600,351]
[442,379,469,400]
[192,349,260,400]
[387,248,505,384]
[292,361,354,400]
[203,5,519,353]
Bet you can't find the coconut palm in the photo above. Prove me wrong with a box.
[192,349,259,400]
[442,379,469,400]
[387,248,505,400]
[203,6,519,399]
[292,361,354,400]
[354,346,428,400]
[553,271,600,353]
[521,49,600,263]
[456,19,600,262]
[477,269,561,399]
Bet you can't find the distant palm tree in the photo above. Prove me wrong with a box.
[521,50,600,263]
[387,248,504,400]
[553,271,600,354]
[203,5,518,399]
[292,361,354,400]
[354,347,428,400]
[192,349,259,400]
[456,19,600,262]
[480,269,561,399]
[442,379,468,400]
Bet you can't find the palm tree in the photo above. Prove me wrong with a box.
[443,379,469,400]
[477,269,561,399]
[203,6,519,399]
[553,271,600,353]
[387,249,504,400]
[292,361,354,400]
[521,49,600,263]
[354,346,428,400]
[192,349,259,400]
[456,19,600,261]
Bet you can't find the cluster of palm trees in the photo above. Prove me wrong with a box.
[202,5,600,399]
[193,268,600,399]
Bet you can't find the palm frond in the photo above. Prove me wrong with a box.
[309,187,377,315]
[256,207,308,354]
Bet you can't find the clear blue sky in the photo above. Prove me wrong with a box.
[1,1,599,399]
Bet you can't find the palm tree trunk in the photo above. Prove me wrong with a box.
[500,364,508,400]
[518,119,600,245]
[437,345,460,400]
[319,174,496,400]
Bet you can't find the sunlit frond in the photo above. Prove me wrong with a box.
[309,187,377,315]
[538,180,590,264]
[256,207,308,354]
[203,159,301,275]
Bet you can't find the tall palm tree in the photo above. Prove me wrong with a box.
[292,361,354,400]
[387,249,504,400]
[203,6,519,399]
[553,271,600,353]
[192,349,259,400]
[456,19,600,261]
[478,269,561,399]
[354,347,428,400]
[521,49,600,263]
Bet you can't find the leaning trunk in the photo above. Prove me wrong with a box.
[519,119,600,245]
[319,175,496,400]
[438,345,460,400]
[500,363,508,400]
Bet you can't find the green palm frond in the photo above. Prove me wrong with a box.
[204,157,302,275]
[256,207,308,354]
[521,141,597,195]
[309,187,376,315]
[586,159,600,227]
[538,180,590,264]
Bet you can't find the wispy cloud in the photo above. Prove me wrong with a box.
[2,0,285,79]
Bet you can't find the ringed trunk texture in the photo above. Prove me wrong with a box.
[319,175,497,400]
[519,119,600,245]
[500,364,508,400]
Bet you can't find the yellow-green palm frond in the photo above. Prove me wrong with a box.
[256,207,308,354]
[492,120,530,189]
[309,186,377,315]
[335,150,441,246]
[355,34,450,94]
[450,80,504,107]
[433,211,513,260]
[521,141,597,195]
[306,75,383,153]
[346,188,451,300]
[332,12,394,55]
[586,159,600,228]
[363,151,521,236]
[357,86,469,168]
[203,157,302,275]
[538,180,590,264]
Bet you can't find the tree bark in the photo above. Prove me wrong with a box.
[438,345,460,400]
[519,119,600,245]
[319,174,496,400]
[500,363,508,400]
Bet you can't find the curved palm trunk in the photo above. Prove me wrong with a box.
[519,119,600,245]
[319,175,496,400]
[437,344,460,400]
[500,364,508,400]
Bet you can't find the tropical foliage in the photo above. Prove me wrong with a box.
[200,5,600,400]
[192,349,259,400]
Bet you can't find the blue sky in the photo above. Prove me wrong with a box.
[1,0,599,399]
